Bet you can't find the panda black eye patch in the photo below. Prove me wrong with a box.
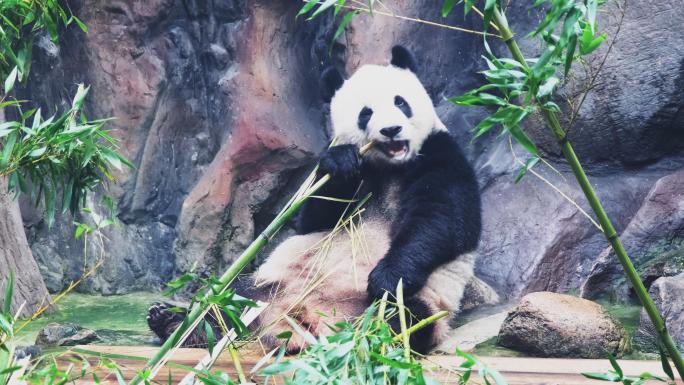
[358,107,373,130]
[394,95,412,118]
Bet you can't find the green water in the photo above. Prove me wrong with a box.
[15,292,164,346]
[601,302,642,337]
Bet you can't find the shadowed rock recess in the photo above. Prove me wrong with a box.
[10,1,684,305]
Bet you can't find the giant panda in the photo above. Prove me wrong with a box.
[148,45,481,354]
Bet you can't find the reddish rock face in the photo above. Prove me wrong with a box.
[19,0,329,293]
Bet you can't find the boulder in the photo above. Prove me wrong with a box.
[14,345,42,360]
[498,292,627,358]
[35,323,99,346]
[460,277,501,312]
[634,273,684,352]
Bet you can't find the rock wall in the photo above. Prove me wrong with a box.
[11,0,684,302]
[0,177,50,316]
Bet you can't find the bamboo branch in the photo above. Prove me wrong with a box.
[128,141,374,385]
[391,310,449,344]
[490,6,684,380]
[396,280,411,361]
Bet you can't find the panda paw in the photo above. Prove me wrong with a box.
[367,259,426,299]
[319,144,361,181]
[147,302,185,340]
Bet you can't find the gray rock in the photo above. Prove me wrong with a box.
[638,247,684,288]
[634,273,684,352]
[582,169,684,300]
[438,309,511,353]
[35,322,99,346]
[14,345,42,360]
[498,292,627,358]
[460,276,501,312]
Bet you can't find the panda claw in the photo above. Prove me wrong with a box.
[319,144,361,181]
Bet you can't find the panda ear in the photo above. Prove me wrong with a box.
[390,45,418,73]
[321,67,345,102]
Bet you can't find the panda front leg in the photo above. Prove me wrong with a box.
[385,296,440,355]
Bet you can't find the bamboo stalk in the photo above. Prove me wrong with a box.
[128,141,373,385]
[391,310,449,344]
[490,7,684,379]
[396,280,411,361]
[228,343,247,384]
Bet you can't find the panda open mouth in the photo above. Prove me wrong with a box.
[377,140,409,158]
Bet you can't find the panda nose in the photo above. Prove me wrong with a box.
[380,126,402,138]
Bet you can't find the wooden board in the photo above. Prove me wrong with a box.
[59,345,682,385]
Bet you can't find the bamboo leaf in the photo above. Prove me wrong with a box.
[310,0,340,19]
[464,0,476,15]
[44,182,56,227]
[4,66,17,94]
[509,124,538,156]
[441,0,457,17]
[580,32,607,55]
[515,156,540,183]
[586,0,598,32]
[71,84,89,110]
[537,77,559,99]
[71,16,88,33]
[658,344,675,381]
[0,366,21,375]
[203,320,216,355]
[0,133,16,167]
[332,11,357,42]
[297,0,319,17]
[582,372,621,381]
[3,272,13,315]
[564,34,577,78]
[29,147,46,157]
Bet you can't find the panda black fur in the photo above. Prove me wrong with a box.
[147,45,481,354]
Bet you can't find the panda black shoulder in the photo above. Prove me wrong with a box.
[414,131,475,178]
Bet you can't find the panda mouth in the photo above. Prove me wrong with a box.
[377,140,409,158]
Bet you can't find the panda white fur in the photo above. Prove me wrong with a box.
[147,45,481,354]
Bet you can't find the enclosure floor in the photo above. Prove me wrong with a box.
[62,345,682,385]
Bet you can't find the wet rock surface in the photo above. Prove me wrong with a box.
[634,273,684,352]
[498,292,626,358]
[35,322,100,346]
[8,0,684,307]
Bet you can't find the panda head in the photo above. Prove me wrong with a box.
[322,45,446,165]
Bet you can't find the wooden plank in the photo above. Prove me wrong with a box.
[59,345,682,385]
